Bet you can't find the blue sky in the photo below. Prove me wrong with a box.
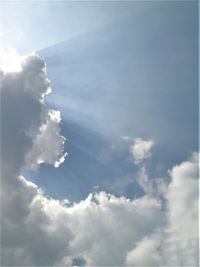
[21,0,197,201]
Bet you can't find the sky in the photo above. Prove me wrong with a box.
[0,1,199,266]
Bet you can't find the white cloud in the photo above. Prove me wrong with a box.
[126,234,161,266]
[130,138,154,164]
[125,153,199,266]
[29,192,162,266]
[26,109,67,170]
[1,53,198,266]
[164,152,199,266]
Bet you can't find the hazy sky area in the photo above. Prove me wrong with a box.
[1,1,136,52]
[0,1,198,266]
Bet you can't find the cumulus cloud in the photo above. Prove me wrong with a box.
[126,234,161,266]
[130,138,154,164]
[1,53,68,265]
[1,53,198,266]
[126,153,199,266]
[164,152,199,266]
[25,191,162,266]
[26,109,67,169]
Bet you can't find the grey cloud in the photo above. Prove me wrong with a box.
[1,53,68,266]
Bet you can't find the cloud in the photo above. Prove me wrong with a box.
[136,165,151,193]
[26,109,67,170]
[164,152,199,265]
[125,152,199,266]
[130,138,154,164]
[27,191,162,266]
[126,234,161,266]
[1,52,68,265]
[1,53,198,266]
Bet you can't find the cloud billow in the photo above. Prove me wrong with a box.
[130,138,154,164]
[0,54,198,266]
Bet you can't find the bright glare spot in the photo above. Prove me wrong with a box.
[49,110,62,123]
[0,45,22,72]
[54,152,68,168]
